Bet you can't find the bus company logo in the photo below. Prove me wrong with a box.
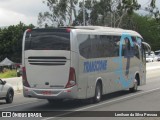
[83,60,107,73]
[2,112,11,117]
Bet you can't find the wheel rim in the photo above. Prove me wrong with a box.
[9,93,13,101]
[96,86,101,100]
[134,79,138,90]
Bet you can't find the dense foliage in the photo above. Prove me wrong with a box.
[0,22,34,63]
[131,13,160,51]
[38,0,160,51]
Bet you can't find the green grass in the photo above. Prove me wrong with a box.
[0,69,17,78]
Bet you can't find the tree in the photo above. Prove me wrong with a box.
[73,0,112,26]
[38,0,78,27]
[132,13,160,50]
[90,0,112,26]
[0,22,34,62]
[111,0,141,28]
[146,0,160,21]
[73,0,141,28]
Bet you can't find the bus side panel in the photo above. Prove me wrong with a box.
[103,58,121,93]
[139,63,146,85]
[140,65,146,85]
[70,31,87,99]
[86,69,95,98]
[140,45,146,86]
[22,31,27,68]
[122,57,136,89]
[77,58,89,99]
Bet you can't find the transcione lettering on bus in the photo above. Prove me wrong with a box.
[84,60,107,73]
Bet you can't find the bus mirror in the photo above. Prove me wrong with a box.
[142,42,151,53]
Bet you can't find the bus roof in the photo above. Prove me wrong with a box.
[32,26,142,38]
[72,26,142,38]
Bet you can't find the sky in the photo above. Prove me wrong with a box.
[0,0,49,27]
[0,0,160,27]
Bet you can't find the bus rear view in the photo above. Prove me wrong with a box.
[22,26,149,104]
[22,28,77,102]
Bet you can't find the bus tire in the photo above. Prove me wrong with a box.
[93,82,102,103]
[129,78,138,92]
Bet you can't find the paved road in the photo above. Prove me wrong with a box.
[0,62,160,120]
[3,77,22,92]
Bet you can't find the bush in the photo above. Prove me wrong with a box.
[0,69,17,78]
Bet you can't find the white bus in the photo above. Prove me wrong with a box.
[22,26,150,103]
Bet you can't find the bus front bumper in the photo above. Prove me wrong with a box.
[23,86,78,99]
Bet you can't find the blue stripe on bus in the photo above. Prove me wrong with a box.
[113,33,135,88]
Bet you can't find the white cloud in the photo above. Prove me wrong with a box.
[0,8,38,26]
[0,0,160,27]
[132,0,160,16]
[0,0,49,27]
[138,0,160,8]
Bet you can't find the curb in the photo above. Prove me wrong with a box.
[13,86,23,94]
[2,77,23,94]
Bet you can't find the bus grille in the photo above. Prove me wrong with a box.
[28,57,67,66]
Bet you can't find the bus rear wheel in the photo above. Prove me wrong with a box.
[93,82,102,103]
[129,78,138,92]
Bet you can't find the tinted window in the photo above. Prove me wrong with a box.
[137,37,145,61]
[78,34,120,59]
[25,30,70,50]
[90,35,100,58]
[134,37,141,59]
[134,45,140,59]
[99,35,119,57]
[78,35,92,58]
[122,37,140,59]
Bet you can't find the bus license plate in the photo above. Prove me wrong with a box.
[42,91,52,95]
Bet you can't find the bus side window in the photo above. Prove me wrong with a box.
[91,35,100,58]
[142,46,146,62]
[79,34,92,59]
[134,45,140,59]
[113,36,120,56]
[100,35,119,57]
[137,37,145,62]
[122,37,130,57]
